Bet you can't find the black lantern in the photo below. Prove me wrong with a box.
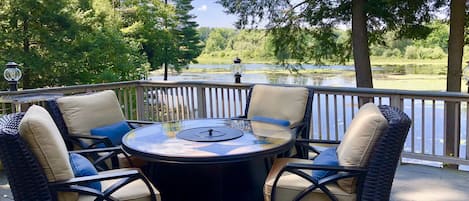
[232,57,243,83]
[4,62,22,91]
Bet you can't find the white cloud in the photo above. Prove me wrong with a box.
[197,5,208,11]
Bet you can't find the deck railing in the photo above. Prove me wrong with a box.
[1,80,469,166]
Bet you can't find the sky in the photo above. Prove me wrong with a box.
[190,0,238,28]
[188,1,449,30]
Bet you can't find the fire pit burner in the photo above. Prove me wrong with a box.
[176,126,243,142]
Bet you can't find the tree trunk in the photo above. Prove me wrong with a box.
[22,17,31,89]
[352,0,373,106]
[164,62,168,81]
[352,0,373,89]
[445,0,465,168]
[164,0,169,81]
[447,0,465,92]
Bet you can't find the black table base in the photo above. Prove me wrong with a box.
[144,158,272,201]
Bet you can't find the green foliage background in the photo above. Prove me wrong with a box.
[0,0,202,89]
[197,20,469,65]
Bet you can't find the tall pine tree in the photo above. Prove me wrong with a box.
[173,0,203,68]
[121,0,202,80]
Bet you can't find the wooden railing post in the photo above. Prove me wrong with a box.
[390,95,403,110]
[136,85,145,121]
[196,86,206,118]
[444,101,460,169]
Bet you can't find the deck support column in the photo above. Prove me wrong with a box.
[444,102,460,169]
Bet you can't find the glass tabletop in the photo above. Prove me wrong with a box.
[122,119,294,164]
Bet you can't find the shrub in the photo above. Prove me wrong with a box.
[383,48,401,57]
[428,47,446,59]
[419,48,433,59]
[419,47,446,59]
[404,46,419,59]
[370,46,385,56]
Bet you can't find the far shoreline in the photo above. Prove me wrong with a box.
[195,55,450,66]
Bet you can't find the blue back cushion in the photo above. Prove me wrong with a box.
[90,120,131,147]
[312,147,339,181]
[69,153,101,191]
[251,116,290,127]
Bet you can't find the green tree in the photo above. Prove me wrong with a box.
[122,0,202,80]
[0,0,147,88]
[197,27,212,43]
[122,0,176,73]
[172,0,203,68]
[0,0,76,88]
[65,0,148,85]
[217,0,444,89]
[203,28,236,53]
[413,21,449,50]
[228,30,270,59]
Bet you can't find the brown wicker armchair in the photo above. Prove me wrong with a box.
[0,106,160,201]
[264,104,411,201]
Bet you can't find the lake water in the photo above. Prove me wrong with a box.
[150,63,447,90]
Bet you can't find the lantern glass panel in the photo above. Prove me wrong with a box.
[4,67,22,81]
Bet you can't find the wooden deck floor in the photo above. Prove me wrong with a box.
[391,164,469,201]
[1,163,468,201]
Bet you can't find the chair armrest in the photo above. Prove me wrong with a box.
[70,146,133,170]
[50,169,141,186]
[295,139,341,156]
[68,133,113,149]
[49,169,158,201]
[289,122,303,129]
[296,139,341,144]
[69,146,123,154]
[284,162,366,173]
[232,116,247,120]
[126,120,157,129]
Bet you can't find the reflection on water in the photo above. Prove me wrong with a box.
[150,64,446,88]
[377,64,446,75]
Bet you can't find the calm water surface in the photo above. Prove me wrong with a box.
[150,64,446,89]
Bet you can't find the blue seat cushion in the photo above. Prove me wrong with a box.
[69,153,101,191]
[251,116,290,127]
[90,120,131,147]
[312,147,339,181]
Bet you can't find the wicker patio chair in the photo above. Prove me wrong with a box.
[46,90,155,150]
[46,90,155,168]
[264,104,411,201]
[240,84,314,158]
[0,106,159,201]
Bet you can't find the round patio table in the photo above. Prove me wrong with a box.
[122,119,294,201]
